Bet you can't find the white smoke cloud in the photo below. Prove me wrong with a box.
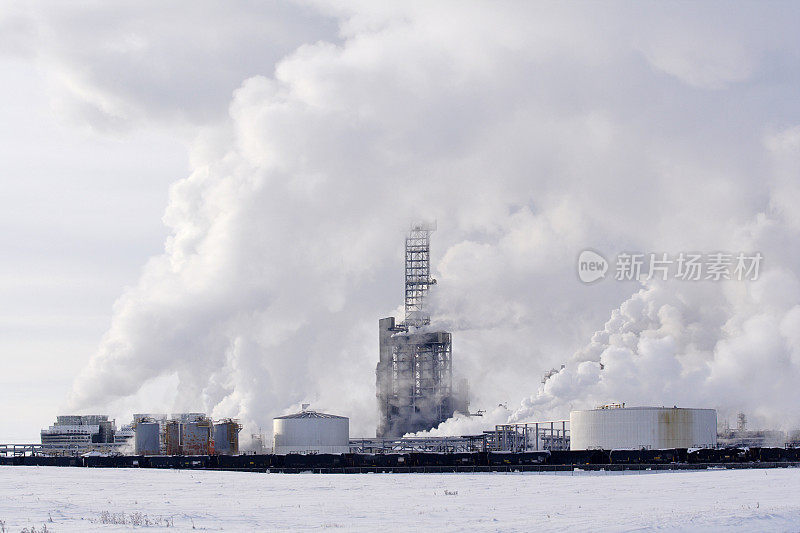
[1,0,338,131]
[512,201,800,430]
[22,2,797,437]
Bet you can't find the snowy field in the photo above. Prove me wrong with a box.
[2,466,800,532]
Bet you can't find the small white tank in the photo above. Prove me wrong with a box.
[273,411,349,454]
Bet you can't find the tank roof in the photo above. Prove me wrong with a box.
[575,406,715,412]
[274,410,347,420]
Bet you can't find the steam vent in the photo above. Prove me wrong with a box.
[376,223,469,438]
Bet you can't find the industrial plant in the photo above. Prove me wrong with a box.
[2,224,800,471]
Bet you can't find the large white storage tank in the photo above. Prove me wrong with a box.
[273,411,349,454]
[570,406,717,450]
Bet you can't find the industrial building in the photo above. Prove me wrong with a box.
[376,223,469,438]
[39,415,118,455]
[569,405,717,450]
[114,425,134,446]
[273,410,349,455]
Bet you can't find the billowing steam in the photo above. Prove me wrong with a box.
[44,3,800,437]
[512,270,800,430]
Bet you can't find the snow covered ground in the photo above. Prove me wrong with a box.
[2,466,800,532]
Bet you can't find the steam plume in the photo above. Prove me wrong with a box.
[55,3,800,437]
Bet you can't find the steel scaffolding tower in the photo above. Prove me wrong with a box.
[377,223,468,438]
[404,222,437,327]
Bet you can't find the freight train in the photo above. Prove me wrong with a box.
[2,447,800,472]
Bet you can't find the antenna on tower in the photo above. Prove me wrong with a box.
[404,221,437,327]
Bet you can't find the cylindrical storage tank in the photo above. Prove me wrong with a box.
[181,419,213,455]
[213,420,241,455]
[273,411,349,454]
[570,407,717,450]
[164,420,181,455]
[134,422,160,455]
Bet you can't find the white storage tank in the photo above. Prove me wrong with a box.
[273,411,349,454]
[570,406,717,450]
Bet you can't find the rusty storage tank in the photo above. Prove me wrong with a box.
[181,417,214,455]
[164,420,182,455]
[134,421,160,455]
[213,419,242,455]
[570,406,717,450]
[273,411,349,454]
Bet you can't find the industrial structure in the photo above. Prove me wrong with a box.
[164,419,181,455]
[131,413,239,456]
[376,223,469,438]
[349,419,570,454]
[273,410,350,455]
[348,435,487,454]
[134,419,161,455]
[717,412,789,448]
[213,419,243,455]
[39,415,119,456]
[181,417,214,455]
[30,412,241,457]
[484,421,570,452]
[569,405,717,450]
[114,424,134,446]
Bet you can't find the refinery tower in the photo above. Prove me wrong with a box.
[376,223,469,438]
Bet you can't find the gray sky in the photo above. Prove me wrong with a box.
[2,1,800,442]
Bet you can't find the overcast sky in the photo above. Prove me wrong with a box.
[2,1,800,442]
